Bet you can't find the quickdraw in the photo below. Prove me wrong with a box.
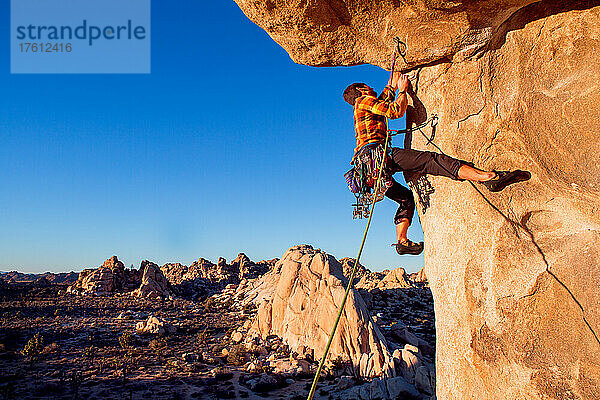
[388,114,438,137]
[394,37,408,66]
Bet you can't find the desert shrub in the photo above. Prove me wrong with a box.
[324,355,351,377]
[117,332,138,378]
[83,345,97,367]
[42,342,60,355]
[227,344,248,366]
[69,371,83,400]
[118,332,134,350]
[0,381,15,400]
[203,297,216,312]
[221,299,233,309]
[120,352,139,379]
[196,326,209,350]
[149,337,167,361]
[21,332,44,366]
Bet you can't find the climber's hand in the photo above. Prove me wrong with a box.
[397,74,409,93]
[388,71,403,89]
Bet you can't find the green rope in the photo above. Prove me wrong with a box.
[306,132,390,400]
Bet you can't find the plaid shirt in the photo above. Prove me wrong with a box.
[353,86,404,155]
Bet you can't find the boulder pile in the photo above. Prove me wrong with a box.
[66,256,171,299]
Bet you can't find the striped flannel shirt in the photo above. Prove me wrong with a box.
[353,86,405,155]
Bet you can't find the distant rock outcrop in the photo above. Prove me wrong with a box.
[160,253,273,299]
[356,267,411,291]
[136,315,175,335]
[131,261,171,299]
[0,271,79,285]
[339,257,370,281]
[67,256,140,296]
[247,245,395,378]
[410,267,428,285]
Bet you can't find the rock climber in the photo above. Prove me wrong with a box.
[343,72,530,256]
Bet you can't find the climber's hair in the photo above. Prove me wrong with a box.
[343,83,368,106]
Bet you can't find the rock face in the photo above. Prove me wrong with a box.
[131,260,170,299]
[67,256,140,296]
[233,0,544,69]
[234,1,600,398]
[248,245,395,378]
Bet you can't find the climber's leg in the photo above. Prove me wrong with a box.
[395,219,410,243]
[389,148,464,180]
[384,179,423,255]
[389,147,531,191]
[384,179,415,227]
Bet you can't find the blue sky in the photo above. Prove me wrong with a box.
[0,1,425,273]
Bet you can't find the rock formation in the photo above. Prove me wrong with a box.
[67,256,140,296]
[160,254,274,299]
[353,267,411,291]
[233,1,600,398]
[135,315,175,335]
[410,267,428,285]
[131,260,171,299]
[161,253,272,286]
[339,257,370,281]
[0,271,79,284]
[247,245,395,378]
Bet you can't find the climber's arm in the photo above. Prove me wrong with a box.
[357,92,406,119]
[357,73,409,119]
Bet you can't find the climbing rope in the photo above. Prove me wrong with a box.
[306,40,405,400]
[306,130,389,400]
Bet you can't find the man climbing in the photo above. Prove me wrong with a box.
[343,72,530,256]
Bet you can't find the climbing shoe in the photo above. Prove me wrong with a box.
[392,240,424,256]
[481,170,531,192]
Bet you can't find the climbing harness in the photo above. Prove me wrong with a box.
[345,114,438,218]
[346,143,393,219]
